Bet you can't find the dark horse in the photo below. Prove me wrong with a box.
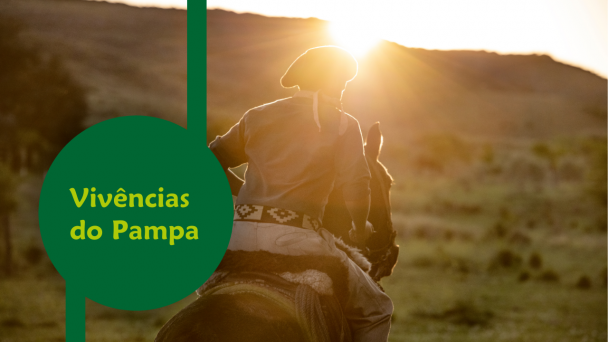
[156,123,398,342]
[324,122,399,282]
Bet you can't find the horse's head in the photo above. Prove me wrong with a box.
[323,122,399,282]
[363,123,399,281]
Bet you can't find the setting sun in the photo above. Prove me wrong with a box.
[329,20,380,57]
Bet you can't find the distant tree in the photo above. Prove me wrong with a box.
[0,16,87,173]
[0,16,87,274]
[0,164,17,275]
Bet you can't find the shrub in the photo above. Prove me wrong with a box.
[490,249,522,269]
[1,317,24,327]
[23,244,44,266]
[409,256,435,268]
[154,318,166,328]
[584,137,607,207]
[414,227,428,240]
[0,17,86,173]
[539,269,560,282]
[557,158,584,182]
[415,301,493,327]
[503,154,546,184]
[508,231,531,245]
[518,271,531,282]
[528,252,542,269]
[575,275,592,290]
[492,222,509,238]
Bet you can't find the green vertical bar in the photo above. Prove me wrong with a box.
[66,283,85,341]
[187,0,207,141]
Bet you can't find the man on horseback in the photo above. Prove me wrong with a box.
[209,46,393,341]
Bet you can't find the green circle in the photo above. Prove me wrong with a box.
[39,116,233,310]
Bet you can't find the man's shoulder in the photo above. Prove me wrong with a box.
[246,97,299,114]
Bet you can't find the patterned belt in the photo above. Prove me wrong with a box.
[234,204,322,231]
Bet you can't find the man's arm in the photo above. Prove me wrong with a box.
[209,114,248,197]
[226,168,244,196]
[335,116,373,244]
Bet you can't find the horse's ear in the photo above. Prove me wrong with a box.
[365,122,383,161]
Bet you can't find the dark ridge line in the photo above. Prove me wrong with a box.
[207,8,606,80]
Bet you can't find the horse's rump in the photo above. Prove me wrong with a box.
[156,271,351,342]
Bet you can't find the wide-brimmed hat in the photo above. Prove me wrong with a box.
[281,46,358,89]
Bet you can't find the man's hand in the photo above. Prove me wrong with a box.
[349,221,374,245]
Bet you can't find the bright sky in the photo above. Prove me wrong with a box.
[97,0,607,78]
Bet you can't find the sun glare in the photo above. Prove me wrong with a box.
[329,21,380,57]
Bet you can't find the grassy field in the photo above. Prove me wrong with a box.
[0,0,187,127]
[383,184,606,342]
[1,140,605,341]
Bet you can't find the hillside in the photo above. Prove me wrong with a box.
[0,1,605,142]
[207,9,606,143]
[0,0,187,127]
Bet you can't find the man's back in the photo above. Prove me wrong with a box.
[209,95,370,220]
